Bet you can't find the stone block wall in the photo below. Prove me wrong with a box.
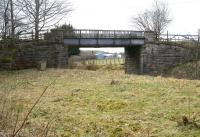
[0,49,14,70]
[14,42,35,69]
[125,44,197,75]
[1,41,197,74]
[141,44,197,74]
[0,42,68,70]
[125,46,141,74]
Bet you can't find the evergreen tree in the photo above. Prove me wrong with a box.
[54,24,80,57]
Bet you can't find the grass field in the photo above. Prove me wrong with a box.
[167,61,200,80]
[0,69,200,137]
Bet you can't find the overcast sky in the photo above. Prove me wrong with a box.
[65,0,200,53]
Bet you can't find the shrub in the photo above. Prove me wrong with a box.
[85,64,100,71]
[0,57,13,63]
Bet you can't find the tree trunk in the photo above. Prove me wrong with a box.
[35,0,39,40]
[10,0,15,47]
[3,0,9,39]
[10,0,15,39]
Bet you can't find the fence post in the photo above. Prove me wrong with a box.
[167,31,169,43]
[93,59,95,65]
[195,29,200,77]
[31,30,34,40]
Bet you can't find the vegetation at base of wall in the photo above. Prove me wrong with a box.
[167,61,200,80]
[69,62,123,71]
[0,57,13,63]
[0,46,17,67]
[0,69,200,136]
[68,47,80,57]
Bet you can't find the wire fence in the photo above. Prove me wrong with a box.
[16,30,48,40]
[160,34,198,42]
[80,58,125,65]
[1,29,199,44]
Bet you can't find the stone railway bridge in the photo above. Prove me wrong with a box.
[11,29,196,74]
[60,29,147,74]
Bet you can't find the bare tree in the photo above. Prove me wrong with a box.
[18,0,72,40]
[12,1,30,37]
[0,0,10,39]
[0,0,27,40]
[10,0,14,39]
[132,0,171,38]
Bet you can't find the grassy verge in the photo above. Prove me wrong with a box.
[167,61,200,80]
[0,69,200,136]
[69,59,124,71]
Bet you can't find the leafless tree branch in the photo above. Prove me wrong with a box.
[132,0,172,38]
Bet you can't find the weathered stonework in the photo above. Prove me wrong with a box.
[141,44,196,74]
[125,46,141,74]
[0,35,198,75]
[0,49,14,70]
[125,43,198,75]
[0,42,68,70]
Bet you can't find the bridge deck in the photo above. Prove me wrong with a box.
[62,29,146,47]
[63,29,144,39]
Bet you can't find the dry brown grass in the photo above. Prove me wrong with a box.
[0,69,200,136]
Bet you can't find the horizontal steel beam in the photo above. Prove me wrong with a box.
[64,38,145,47]
[51,29,145,39]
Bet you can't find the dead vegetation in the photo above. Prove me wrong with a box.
[0,71,61,137]
[167,61,200,80]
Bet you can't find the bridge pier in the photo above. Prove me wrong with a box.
[125,46,142,74]
[54,44,68,68]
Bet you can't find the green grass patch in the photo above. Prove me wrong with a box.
[167,61,200,80]
[0,57,13,63]
[0,69,200,136]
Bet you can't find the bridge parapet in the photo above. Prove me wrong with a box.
[61,29,144,39]
[47,29,157,46]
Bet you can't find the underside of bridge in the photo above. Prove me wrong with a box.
[60,30,146,74]
[125,46,142,74]
[68,45,143,74]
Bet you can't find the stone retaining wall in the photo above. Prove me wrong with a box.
[125,44,198,74]
[0,49,14,70]
[0,42,68,70]
[141,44,197,74]
[0,42,198,74]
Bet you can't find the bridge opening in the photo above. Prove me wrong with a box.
[48,29,147,74]
[77,47,125,67]
[67,46,142,74]
[124,46,142,74]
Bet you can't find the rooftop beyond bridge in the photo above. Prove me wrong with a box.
[58,29,147,47]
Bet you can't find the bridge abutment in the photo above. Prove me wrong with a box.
[124,43,197,75]
[1,29,198,75]
[13,42,68,69]
[141,44,197,74]
[125,46,142,74]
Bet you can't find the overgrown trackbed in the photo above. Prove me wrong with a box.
[0,69,200,136]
